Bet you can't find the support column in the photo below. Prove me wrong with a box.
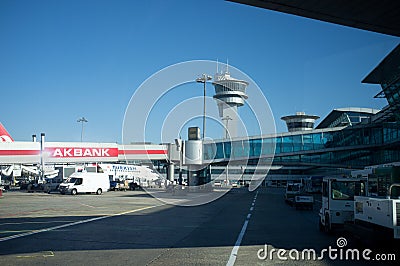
[187,166,196,186]
[168,163,175,184]
[40,133,45,183]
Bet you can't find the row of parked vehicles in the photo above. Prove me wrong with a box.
[2,163,162,195]
[23,172,142,195]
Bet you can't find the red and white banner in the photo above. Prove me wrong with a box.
[46,147,119,158]
[0,142,168,164]
[42,142,120,163]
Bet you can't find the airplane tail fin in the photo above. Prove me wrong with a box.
[0,123,14,142]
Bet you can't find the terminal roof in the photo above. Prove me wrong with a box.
[316,107,380,129]
[229,0,400,37]
[362,44,400,84]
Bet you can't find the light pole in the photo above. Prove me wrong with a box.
[77,117,88,142]
[196,74,212,139]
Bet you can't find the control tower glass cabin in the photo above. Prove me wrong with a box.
[212,70,249,138]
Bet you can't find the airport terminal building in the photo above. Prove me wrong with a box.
[1,2,400,189]
[201,45,400,187]
[2,46,400,188]
[196,1,400,187]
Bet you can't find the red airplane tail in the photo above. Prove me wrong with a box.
[0,123,14,142]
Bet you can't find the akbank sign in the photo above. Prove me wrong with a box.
[48,148,118,158]
[43,146,120,163]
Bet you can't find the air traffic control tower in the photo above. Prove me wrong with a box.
[212,66,249,138]
[281,112,320,132]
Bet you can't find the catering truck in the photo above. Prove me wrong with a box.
[59,172,110,195]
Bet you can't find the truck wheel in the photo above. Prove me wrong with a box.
[96,188,102,195]
[71,189,77,195]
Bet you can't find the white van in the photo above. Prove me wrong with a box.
[59,172,110,195]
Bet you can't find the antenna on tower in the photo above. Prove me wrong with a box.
[216,59,219,74]
[226,58,229,74]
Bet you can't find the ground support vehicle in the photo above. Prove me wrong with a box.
[43,178,62,193]
[353,184,400,240]
[319,177,367,233]
[285,182,314,209]
[27,182,45,193]
[284,183,301,205]
[294,195,314,210]
[59,172,110,195]
[110,180,129,191]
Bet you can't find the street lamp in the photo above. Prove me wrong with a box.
[77,117,88,142]
[196,74,212,139]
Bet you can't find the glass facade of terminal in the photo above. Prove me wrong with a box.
[204,46,400,178]
[203,122,400,169]
[326,112,373,128]
[382,76,400,121]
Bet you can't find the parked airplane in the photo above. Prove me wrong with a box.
[98,163,163,188]
[0,123,13,142]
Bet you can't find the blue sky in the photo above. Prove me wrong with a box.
[0,0,399,143]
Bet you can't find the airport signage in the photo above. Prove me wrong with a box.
[0,142,168,164]
[46,147,119,158]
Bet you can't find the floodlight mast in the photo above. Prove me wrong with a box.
[77,117,88,142]
[196,74,212,139]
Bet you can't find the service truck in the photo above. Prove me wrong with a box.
[59,172,110,195]
[319,175,400,240]
[352,165,400,239]
[285,182,314,209]
[318,177,367,233]
[284,182,301,204]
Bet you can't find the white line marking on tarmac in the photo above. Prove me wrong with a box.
[0,205,161,242]
[0,220,77,226]
[226,220,249,266]
[227,191,258,266]
[250,207,254,211]
[80,203,97,208]
[16,251,54,258]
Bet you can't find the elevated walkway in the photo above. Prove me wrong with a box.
[203,122,400,169]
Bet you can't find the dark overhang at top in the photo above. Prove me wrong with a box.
[362,44,400,84]
[229,0,400,37]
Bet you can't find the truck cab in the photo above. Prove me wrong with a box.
[319,177,367,232]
